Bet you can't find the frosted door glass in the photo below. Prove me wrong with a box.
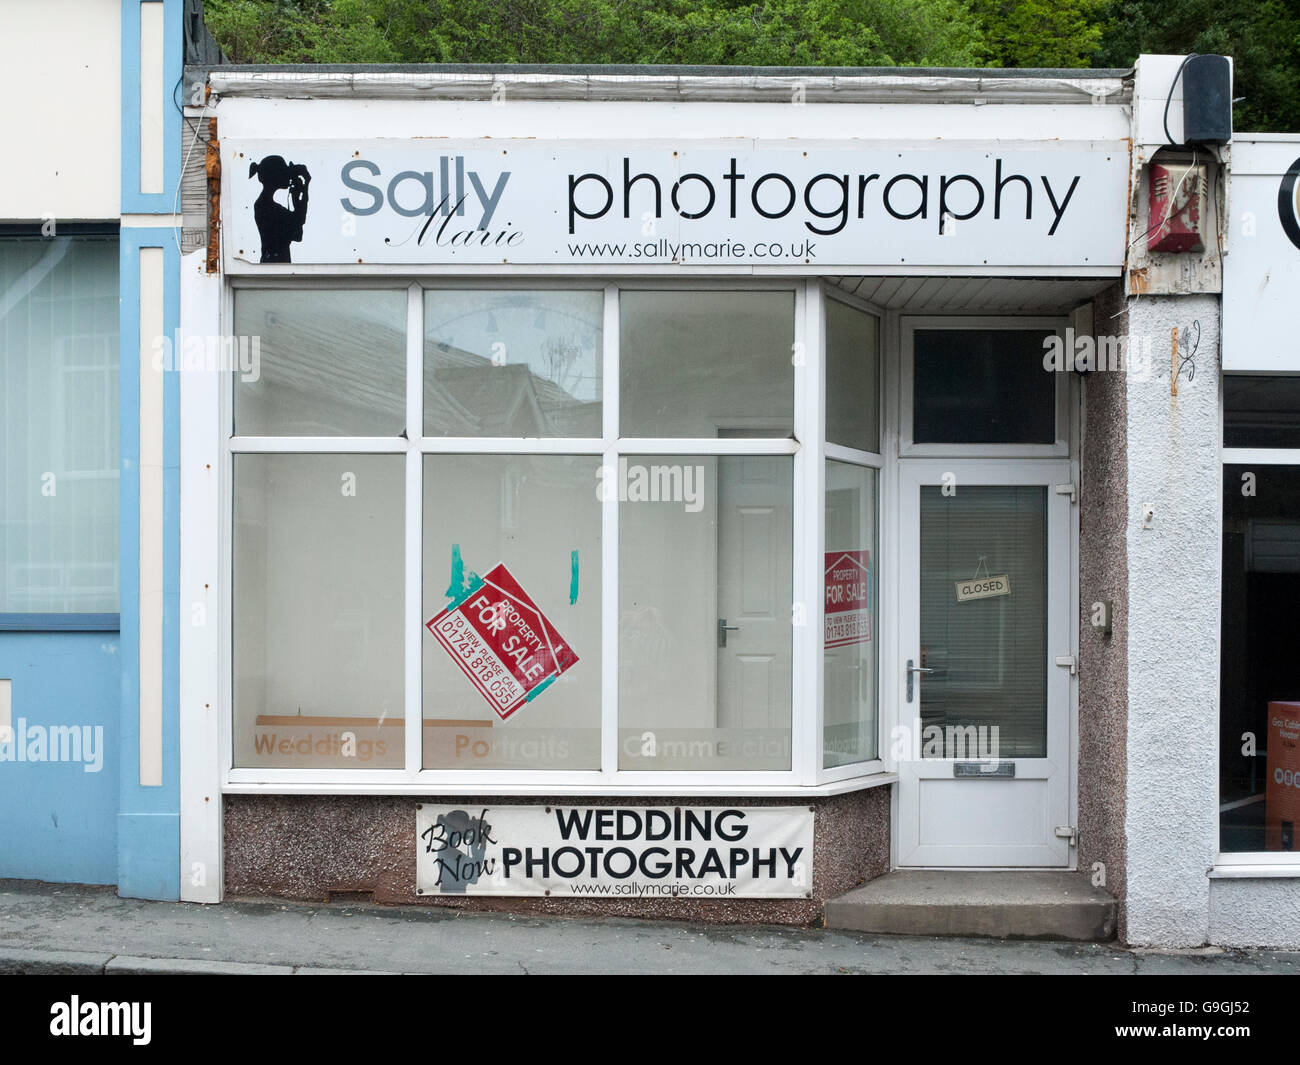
[918,485,1048,758]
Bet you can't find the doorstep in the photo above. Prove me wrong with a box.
[824,870,1117,942]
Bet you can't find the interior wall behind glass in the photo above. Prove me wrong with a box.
[233,454,404,769]
[825,299,879,453]
[0,236,119,613]
[619,454,793,770]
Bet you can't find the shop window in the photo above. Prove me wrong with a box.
[227,283,884,784]
[825,298,879,454]
[618,454,793,770]
[233,289,407,436]
[232,454,405,768]
[424,290,602,438]
[618,291,794,438]
[1220,463,1300,853]
[422,454,601,769]
[0,233,119,616]
[1225,376,1300,450]
[824,460,878,767]
[912,328,1056,445]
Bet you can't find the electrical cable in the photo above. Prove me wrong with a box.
[1163,54,1198,147]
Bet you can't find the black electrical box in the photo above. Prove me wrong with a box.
[1182,54,1232,146]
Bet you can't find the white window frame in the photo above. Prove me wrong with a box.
[1216,445,1300,872]
[217,276,892,795]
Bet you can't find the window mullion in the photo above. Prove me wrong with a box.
[602,284,619,779]
[404,283,423,779]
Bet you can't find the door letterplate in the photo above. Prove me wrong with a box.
[954,761,1015,778]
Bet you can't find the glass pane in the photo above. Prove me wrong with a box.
[422,454,601,769]
[826,299,879,452]
[233,289,406,436]
[913,329,1056,445]
[0,236,119,613]
[424,290,602,437]
[824,461,878,767]
[919,485,1047,758]
[619,291,794,438]
[1225,376,1300,449]
[1221,465,1300,852]
[619,454,793,770]
[233,454,404,768]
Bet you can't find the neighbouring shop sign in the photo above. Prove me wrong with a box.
[1224,137,1300,372]
[225,141,1129,271]
[415,805,815,898]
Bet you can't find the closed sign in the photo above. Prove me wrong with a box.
[954,574,1011,602]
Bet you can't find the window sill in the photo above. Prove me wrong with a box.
[0,613,120,632]
[222,772,897,798]
[1208,863,1300,879]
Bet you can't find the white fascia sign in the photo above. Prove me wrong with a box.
[224,140,1130,272]
[1224,136,1300,372]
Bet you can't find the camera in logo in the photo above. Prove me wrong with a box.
[1274,767,1300,788]
[1279,157,1300,251]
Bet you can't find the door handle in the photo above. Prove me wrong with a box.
[717,618,740,647]
[905,658,933,703]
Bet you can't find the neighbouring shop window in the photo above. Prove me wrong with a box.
[824,460,878,767]
[232,454,404,768]
[1220,463,1300,853]
[424,290,602,437]
[913,328,1056,445]
[1224,376,1300,450]
[233,289,406,436]
[0,234,119,615]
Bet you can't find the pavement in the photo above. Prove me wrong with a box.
[2,879,1299,975]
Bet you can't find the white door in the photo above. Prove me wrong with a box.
[716,454,793,730]
[896,460,1073,867]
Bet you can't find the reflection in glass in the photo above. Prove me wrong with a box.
[826,300,879,453]
[620,291,794,438]
[233,454,404,768]
[234,289,407,436]
[913,329,1055,445]
[619,455,793,770]
[424,291,602,437]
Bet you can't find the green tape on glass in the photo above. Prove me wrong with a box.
[525,674,558,702]
[569,550,579,605]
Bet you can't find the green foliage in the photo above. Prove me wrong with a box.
[203,0,987,67]
[201,0,1300,131]
[1095,0,1300,132]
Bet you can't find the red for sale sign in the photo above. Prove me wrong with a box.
[825,551,872,648]
[426,562,579,720]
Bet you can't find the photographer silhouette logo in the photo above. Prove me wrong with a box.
[249,154,311,263]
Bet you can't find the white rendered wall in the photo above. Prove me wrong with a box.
[1122,294,1222,946]
[0,0,121,219]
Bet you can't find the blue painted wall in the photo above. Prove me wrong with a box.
[0,633,121,884]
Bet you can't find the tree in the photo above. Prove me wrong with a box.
[1095,0,1300,132]
[203,0,989,67]
[969,0,1108,68]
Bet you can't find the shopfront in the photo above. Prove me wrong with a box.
[170,60,1226,929]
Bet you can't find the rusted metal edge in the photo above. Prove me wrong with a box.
[205,114,220,274]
